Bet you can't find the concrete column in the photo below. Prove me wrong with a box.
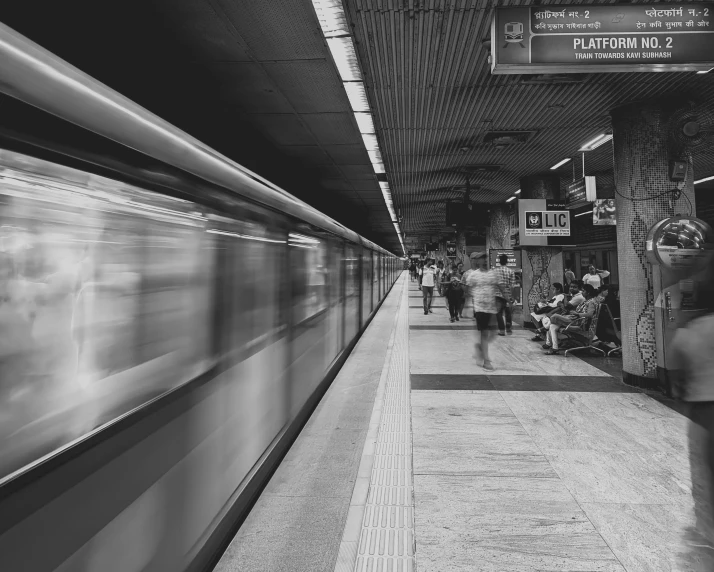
[611,101,696,387]
[519,173,564,325]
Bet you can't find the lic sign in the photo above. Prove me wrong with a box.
[524,210,571,236]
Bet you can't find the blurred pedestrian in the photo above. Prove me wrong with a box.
[465,252,499,371]
[670,299,714,554]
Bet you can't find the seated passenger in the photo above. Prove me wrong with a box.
[542,284,599,355]
[540,281,584,334]
[529,283,565,341]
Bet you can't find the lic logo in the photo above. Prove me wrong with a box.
[526,212,542,229]
[504,22,525,48]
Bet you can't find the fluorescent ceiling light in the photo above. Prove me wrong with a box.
[344,82,370,112]
[372,162,385,174]
[326,37,363,82]
[506,196,516,203]
[697,67,714,74]
[550,158,572,170]
[368,149,383,164]
[579,134,613,151]
[379,182,390,192]
[361,133,379,151]
[574,211,591,218]
[694,175,714,184]
[354,112,375,134]
[515,189,521,194]
[311,0,350,37]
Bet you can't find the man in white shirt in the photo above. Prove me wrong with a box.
[465,252,499,371]
[421,259,437,315]
[582,265,610,290]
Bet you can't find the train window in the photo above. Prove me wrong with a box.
[0,151,215,483]
[217,215,287,357]
[345,243,360,340]
[289,227,328,325]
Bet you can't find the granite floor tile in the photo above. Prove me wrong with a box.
[414,475,625,572]
[500,392,655,454]
[580,502,714,572]
[544,449,695,506]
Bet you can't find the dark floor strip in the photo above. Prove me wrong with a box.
[410,373,639,393]
[410,325,523,330]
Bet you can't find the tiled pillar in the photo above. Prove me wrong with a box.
[457,231,469,270]
[611,101,696,387]
[488,205,511,250]
[519,174,564,325]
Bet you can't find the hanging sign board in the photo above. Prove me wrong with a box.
[491,3,714,74]
[565,176,597,207]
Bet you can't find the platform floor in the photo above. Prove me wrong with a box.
[215,273,713,572]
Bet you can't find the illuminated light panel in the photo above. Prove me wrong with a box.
[579,134,613,152]
[354,112,375,134]
[515,189,521,194]
[574,211,591,218]
[506,196,516,203]
[310,0,350,37]
[326,37,363,82]
[368,149,383,164]
[361,133,379,151]
[550,158,572,170]
[694,175,714,184]
[372,162,385,174]
[344,82,370,112]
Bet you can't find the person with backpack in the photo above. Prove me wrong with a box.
[443,270,464,322]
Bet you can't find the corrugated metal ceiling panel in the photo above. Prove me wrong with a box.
[347,0,714,242]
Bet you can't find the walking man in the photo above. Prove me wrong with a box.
[421,259,436,315]
[465,252,499,371]
[494,253,515,336]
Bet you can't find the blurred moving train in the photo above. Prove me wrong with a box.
[0,23,400,572]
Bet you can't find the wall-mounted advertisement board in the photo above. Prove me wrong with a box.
[492,3,714,74]
[518,199,574,246]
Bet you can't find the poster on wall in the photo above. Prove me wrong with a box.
[446,242,457,257]
[593,199,616,225]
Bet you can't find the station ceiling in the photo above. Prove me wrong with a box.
[1,0,714,254]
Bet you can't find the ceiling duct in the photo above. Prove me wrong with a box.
[483,131,536,148]
[457,165,502,174]
[520,74,586,85]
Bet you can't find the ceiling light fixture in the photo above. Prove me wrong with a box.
[574,211,591,218]
[354,112,375,134]
[696,67,714,74]
[550,158,572,170]
[515,189,521,194]
[694,175,714,184]
[506,196,517,203]
[579,134,613,152]
[326,37,363,82]
[311,0,402,252]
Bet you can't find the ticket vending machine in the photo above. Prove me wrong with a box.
[646,216,714,393]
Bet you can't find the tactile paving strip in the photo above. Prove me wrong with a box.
[354,285,415,572]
